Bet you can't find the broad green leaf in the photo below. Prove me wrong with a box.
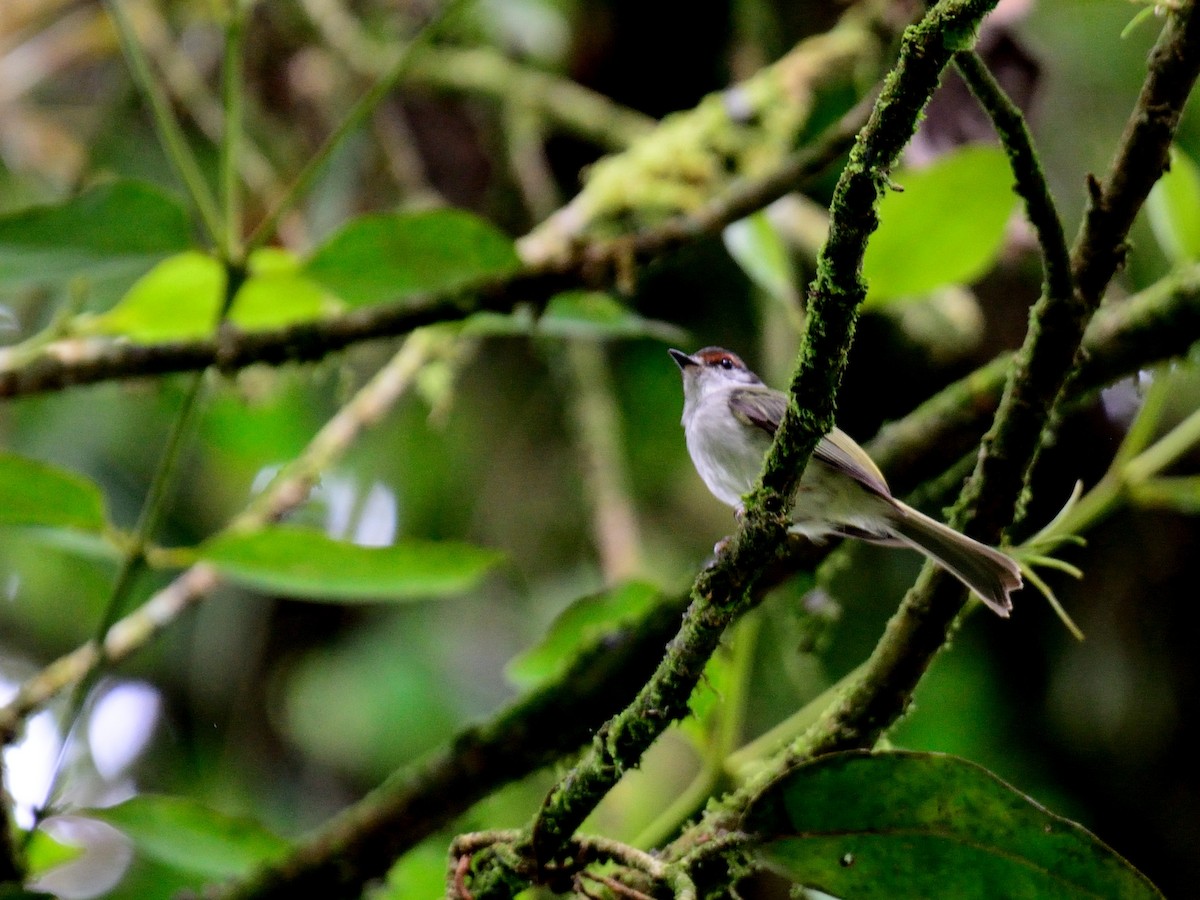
[304,209,521,307]
[196,525,504,601]
[506,581,661,688]
[101,856,210,900]
[86,795,289,881]
[678,640,735,750]
[750,750,1162,900]
[373,842,449,899]
[464,291,687,341]
[24,828,84,876]
[230,247,335,329]
[1146,146,1200,265]
[0,452,107,531]
[84,249,335,342]
[0,181,190,294]
[862,146,1017,304]
[83,251,221,341]
[723,211,800,307]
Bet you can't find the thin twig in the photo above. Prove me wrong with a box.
[0,332,452,744]
[506,0,1001,886]
[181,265,1200,900]
[721,0,1200,837]
[104,0,224,246]
[245,0,472,252]
[219,2,247,262]
[299,0,655,150]
[0,106,864,401]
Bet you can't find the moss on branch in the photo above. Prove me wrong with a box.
[732,0,1200,834]
[461,1,1006,894]
[206,264,1200,900]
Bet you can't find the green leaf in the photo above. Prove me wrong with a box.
[24,827,84,876]
[750,750,1162,900]
[0,181,191,295]
[0,452,107,531]
[373,842,449,899]
[464,291,687,341]
[230,247,336,330]
[83,251,221,341]
[196,525,504,602]
[862,146,1017,304]
[506,581,662,688]
[304,209,521,307]
[84,249,336,342]
[678,641,735,750]
[1146,145,1200,265]
[723,211,800,307]
[86,795,290,881]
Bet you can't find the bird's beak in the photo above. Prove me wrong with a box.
[668,348,698,370]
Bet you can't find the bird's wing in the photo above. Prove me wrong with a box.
[728,387,786,438]
[730,390,892,497]
[815,427,892,497]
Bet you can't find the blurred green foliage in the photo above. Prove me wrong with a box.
[0,1,1197,898]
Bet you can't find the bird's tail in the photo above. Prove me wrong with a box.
[887,503,1022,617]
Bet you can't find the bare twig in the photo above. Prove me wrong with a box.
[0,106,863,401]
[0,332,451,744]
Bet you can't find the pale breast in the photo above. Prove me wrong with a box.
[684,401,771,508]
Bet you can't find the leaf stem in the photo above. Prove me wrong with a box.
[245,0,472,252]
[104,0,224,247]
[219,1,248,262]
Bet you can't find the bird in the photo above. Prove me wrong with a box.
[669,346,1022,616]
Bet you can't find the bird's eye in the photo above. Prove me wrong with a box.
[719,357,734,370]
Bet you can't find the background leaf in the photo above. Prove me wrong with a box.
[195,525,504,601]
[862,146,1017,304]
[84,249,334,342]
[23,828,84,877]
[303,209,521,307]
[1130,475,1200,515]
[0,452,107,532]
[86,795,289,881]
[1146,145,1200,266]
[505,581,661,688]
[723,211,801,308]
[0,181,191,301]
[750,750,1161,899]
[464,291,687,341]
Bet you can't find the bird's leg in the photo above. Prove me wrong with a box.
[712,504,747,555]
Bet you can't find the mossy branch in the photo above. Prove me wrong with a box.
[952,51,1073,310]
[196,266,1200,899]
[438,2,1004,894]
[0,109,861,401]
[731,0,1200,827]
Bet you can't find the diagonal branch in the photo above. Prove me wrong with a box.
[737,0,1200,825]
[0,109,862,401]
[460,1,1005,892]
[2,255,1190,895]
[214,259,1200,900]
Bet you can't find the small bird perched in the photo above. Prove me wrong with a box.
[669,346,1022,616]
